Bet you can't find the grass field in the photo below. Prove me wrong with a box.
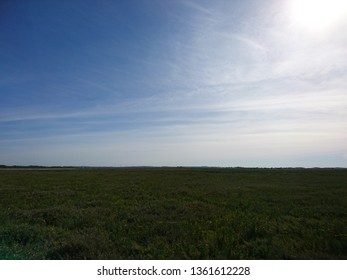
[0,167,346,259]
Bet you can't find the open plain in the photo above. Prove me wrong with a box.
[0,167,346,259]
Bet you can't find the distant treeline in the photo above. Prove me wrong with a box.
[0,165,345,169]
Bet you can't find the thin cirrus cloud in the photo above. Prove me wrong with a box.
[0,0,346,167]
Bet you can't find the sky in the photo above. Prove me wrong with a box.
[1,0,347,167]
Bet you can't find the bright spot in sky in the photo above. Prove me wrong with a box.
[290,0,347,31]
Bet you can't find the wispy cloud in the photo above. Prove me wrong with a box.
[1,0,346,166]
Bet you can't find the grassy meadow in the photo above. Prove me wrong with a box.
[0,167,346,259]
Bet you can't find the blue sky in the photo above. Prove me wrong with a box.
[1,0,347,167]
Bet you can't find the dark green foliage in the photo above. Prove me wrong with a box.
[0,168,346,259]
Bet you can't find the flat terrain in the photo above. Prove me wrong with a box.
[0,167,346,259]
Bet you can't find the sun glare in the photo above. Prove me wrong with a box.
[290,0,347,31]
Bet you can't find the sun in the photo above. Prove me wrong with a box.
[290,0,347,31]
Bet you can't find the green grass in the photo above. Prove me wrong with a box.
[0,167,346,259]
